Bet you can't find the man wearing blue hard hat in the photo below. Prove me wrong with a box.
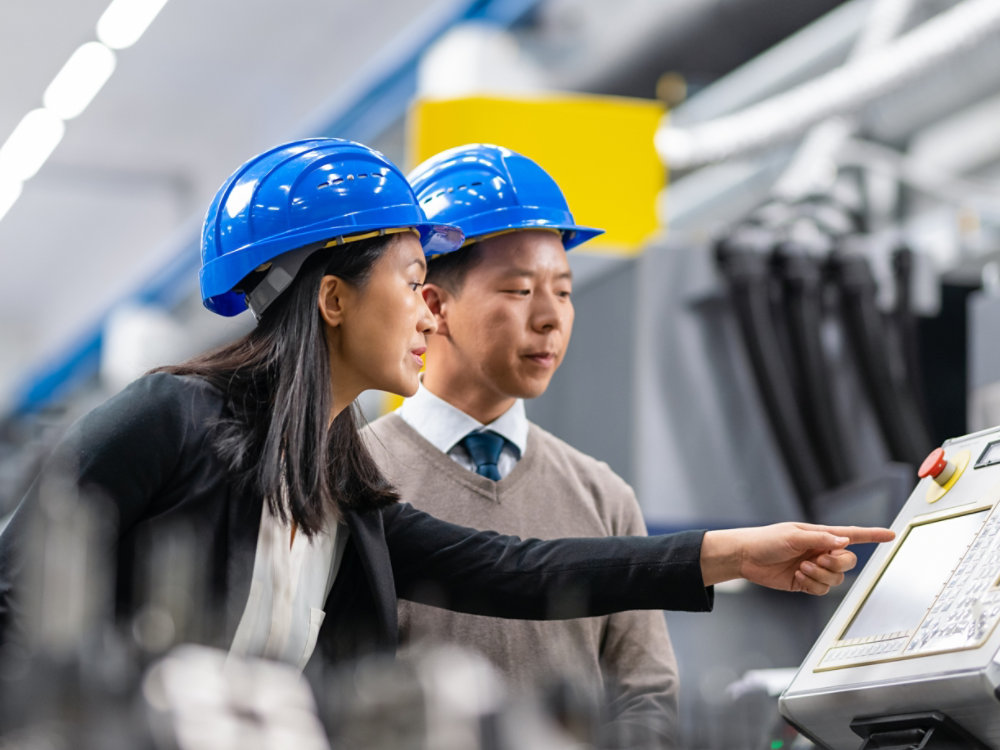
[366,143,680,748]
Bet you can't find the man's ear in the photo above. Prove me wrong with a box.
[318,275,347,327]
[422,283,450,336]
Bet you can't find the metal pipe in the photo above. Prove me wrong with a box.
[773,0,918,200]
[669,0,868,126]
[656,0,1000,171]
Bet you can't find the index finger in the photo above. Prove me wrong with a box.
[822,525,895,545]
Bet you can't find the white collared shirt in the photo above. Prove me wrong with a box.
[229,500,349,671]
[397,382,528,479]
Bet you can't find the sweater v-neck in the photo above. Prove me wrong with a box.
[378,412,537,503]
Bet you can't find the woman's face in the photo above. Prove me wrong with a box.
[325,233,436,405]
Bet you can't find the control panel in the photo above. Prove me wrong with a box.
[780,426,1000,749]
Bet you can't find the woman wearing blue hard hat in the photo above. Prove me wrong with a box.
[0,138,887,672]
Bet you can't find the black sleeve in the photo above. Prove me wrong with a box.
[381,502,713,619]
[0,373,213,640]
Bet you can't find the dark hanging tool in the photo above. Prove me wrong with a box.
[828,248,933,466]
[891,243,933,438]
[773,201,856,489]
[716,217,827,518]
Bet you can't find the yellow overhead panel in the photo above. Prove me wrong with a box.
[407,94,667,256]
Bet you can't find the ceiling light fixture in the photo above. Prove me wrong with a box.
[0,109,66,182]
[43,42,118,120]
[0,0,170,227]
[97,0,171,50]
[0,179,23,224]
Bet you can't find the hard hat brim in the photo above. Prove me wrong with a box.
[201,220,463,316]
[451,205,604,251]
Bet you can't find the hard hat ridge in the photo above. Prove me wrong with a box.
[407,143,603,251]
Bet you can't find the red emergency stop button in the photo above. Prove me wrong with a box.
[919,447,955,486]
[919,448,947,478]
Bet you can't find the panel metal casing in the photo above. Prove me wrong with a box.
[780,425,1000,750]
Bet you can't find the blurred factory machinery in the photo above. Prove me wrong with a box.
[3,0,1000,747]
[0,471,605,750]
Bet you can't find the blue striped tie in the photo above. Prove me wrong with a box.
[461,430,507,481]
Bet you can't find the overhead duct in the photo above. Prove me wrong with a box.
[655,0,1000,170]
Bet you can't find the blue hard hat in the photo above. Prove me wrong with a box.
[201,138,464,317]
[407,143,604,251]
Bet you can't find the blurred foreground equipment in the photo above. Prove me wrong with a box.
[0,471,612,748]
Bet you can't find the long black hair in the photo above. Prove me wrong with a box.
[159,235,400,535]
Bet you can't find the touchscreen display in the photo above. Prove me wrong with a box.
[841,509,989,641]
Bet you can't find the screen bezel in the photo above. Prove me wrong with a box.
[815,501,998,671]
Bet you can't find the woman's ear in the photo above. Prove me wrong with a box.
[422,283,450,336]
[318,275,346,327]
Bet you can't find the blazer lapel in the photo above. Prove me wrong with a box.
[224,491,265,639]
[343,508,397,638]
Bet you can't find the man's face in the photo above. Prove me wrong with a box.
[435,229,574,401]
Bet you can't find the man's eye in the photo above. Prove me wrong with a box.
[502,289,530,295]
[409,282,424,291]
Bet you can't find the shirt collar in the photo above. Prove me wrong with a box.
[396,381,528,456]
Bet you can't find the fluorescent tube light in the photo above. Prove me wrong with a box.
[97,0,170,50]
[0,179,23,223]
[0,109,66,182]
[43,42,117,120]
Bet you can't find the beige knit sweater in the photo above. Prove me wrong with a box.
[365,412,680,747]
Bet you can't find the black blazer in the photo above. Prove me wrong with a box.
[0,374,712,662]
